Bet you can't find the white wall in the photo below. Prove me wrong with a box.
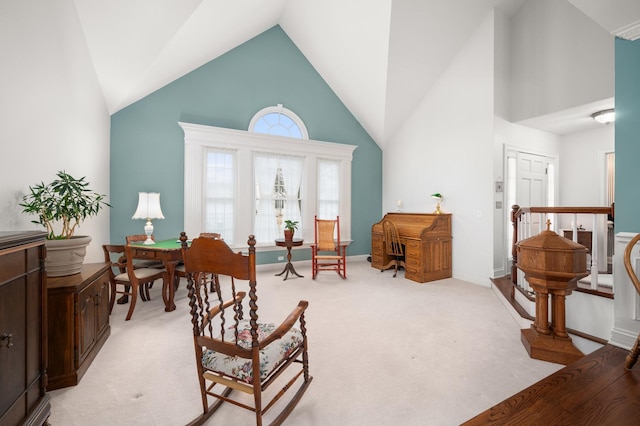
[0,0,111,262]
[385,13,495,286]
[510,0,614,122]
[559,125,614,206]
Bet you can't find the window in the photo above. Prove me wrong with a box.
[249,104,308,139]
[317,159,340,219]
[254,153,303,243]
[249,106,306,243]
[204,149,236,242]
[180,120,356,248]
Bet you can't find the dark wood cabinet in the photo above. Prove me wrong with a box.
[0,231,50,426]
[47,263,111,390]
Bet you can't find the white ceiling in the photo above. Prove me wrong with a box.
[73,0,640,145]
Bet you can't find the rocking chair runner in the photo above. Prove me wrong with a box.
[623,233,640,369]
[180,233,312,425]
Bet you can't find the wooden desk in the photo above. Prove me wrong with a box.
[371,213,452,283]
[275,238,304,280]
[128,239,182,312]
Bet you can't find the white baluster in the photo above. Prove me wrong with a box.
[590,214,598,290]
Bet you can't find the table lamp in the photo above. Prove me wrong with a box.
[132,192,165,244]
[431,193,443,214]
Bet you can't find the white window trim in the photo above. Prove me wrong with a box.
[179,121,357,249]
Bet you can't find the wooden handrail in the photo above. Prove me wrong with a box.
[510,204,614,284]
[513,206,613,217]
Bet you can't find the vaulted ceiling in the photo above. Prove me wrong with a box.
[74,0,640,147]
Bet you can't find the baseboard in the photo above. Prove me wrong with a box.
[610,327,638,350]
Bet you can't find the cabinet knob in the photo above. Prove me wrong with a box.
[1,333,14,348]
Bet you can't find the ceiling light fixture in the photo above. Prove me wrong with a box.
[591,108,615,125]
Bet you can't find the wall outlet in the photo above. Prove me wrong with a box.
[278,256,284,261]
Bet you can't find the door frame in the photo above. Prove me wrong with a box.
[503,145,558,274]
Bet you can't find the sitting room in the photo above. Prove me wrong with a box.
[2,1,640,425]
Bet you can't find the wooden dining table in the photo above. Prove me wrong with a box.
[128,238,183,312]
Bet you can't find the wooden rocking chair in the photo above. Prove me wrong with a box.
[180,233,312,425]
[311,216,347,279]
[623,233,640,369]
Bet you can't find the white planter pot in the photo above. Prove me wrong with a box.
[45,236,92,277]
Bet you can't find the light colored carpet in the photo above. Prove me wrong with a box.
[48,259,562,425]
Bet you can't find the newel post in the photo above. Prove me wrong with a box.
[511,205,520,285]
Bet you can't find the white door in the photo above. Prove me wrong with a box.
[505,149,556,271]
[517,152,548,233]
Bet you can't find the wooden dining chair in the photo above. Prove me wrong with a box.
[311,215,347,279]
[102,244,168,321]
[174,232,222,291]
[124,234,165,302]
[180,234,312,425]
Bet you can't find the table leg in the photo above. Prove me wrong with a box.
[164,261,177,311]
[275,246,304,280]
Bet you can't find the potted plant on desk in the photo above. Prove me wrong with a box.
[283,220,298,242]
[20,170,110,277]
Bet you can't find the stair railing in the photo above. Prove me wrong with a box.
[511,205,614,293]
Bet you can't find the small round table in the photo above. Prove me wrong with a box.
[275,238,304,280]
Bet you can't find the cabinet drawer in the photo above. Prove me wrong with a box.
[405,264,419,274]
[405,240,420,249]
[131,249,158,260]
[406,255,420,265]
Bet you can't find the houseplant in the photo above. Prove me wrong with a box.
[283,220,299,241]
[20,170,110,276]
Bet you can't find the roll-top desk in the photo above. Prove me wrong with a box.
[371,213,452,283]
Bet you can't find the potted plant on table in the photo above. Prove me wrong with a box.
[283,220,299,242]
[20,170,110,277]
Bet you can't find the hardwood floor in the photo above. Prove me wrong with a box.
[462,344,640,425]
[478,275,640,424]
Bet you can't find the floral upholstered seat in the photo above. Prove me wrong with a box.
[201,320,304,384]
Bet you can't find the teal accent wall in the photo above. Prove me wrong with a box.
[110,25,382,263]
[615,37,640,233]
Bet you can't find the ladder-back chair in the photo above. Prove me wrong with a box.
[382,219,405,277]
[311,216,347,279]
[180,234,312,425]
[102,244,168,321]
[623,233,640,369]
[125,234,165,302]
[175,232,222,291]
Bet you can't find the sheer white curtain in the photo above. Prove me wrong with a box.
[254,153,304,243]
[280,156,303,231]
[254,154,280,243]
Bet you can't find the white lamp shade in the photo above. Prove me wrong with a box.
[132,192,165,220]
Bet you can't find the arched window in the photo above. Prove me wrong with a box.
[248,104,309,139]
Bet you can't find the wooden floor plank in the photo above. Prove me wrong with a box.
[462,345,640,425]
